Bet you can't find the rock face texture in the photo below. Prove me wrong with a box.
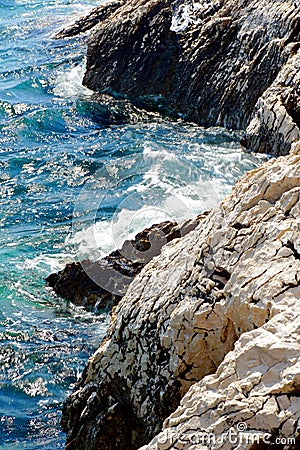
[56,0,300,155]
[55,0,300,447]
[46,218,201,312]
[83,0,179,101]
[54,1,125,39]
[61,152,300,449]
[242,49,300,156]
[142,305,300,450]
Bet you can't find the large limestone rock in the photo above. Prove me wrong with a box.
[56,0,300,155]
[142,305,300,449]
[61,151,300,449]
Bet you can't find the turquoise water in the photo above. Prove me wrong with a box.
[0,1,264,448]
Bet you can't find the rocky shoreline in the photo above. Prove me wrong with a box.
[56,0,300,156]
[60,151,300,449]
[50,1,300,448]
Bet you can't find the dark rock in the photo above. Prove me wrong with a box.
[55,0,300,156]
[46,259,123,312]
[46,216,202,312]
[62,379,135,450]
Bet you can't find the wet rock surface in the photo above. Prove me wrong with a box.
[46,217,201,312]
[56,0,300,155]
[61,152,300,448]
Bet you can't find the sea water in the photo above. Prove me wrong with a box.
[0,1,264,448]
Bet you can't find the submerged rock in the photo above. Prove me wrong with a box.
[61,151,300,448]
[46,218,201,312]
[55,0,300,156]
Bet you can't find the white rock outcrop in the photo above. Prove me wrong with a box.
[62,151,300,449]
[141,305,300,449]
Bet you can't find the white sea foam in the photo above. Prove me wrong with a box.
[171,3,195,32]
[171,0,210,32]
[53,62,93,99]
[69,205,176,261]
[68,220,115,261]
[69,149,221,262]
